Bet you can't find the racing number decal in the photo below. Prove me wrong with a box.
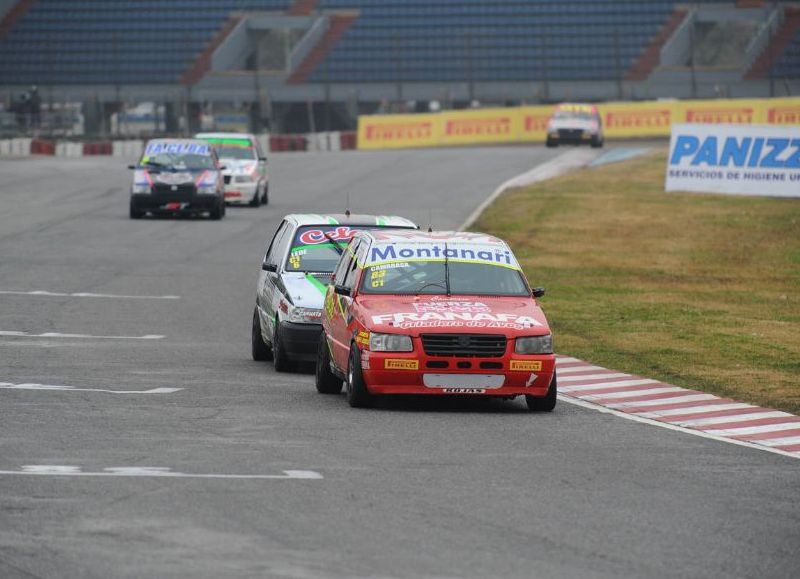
[370,269,386,288]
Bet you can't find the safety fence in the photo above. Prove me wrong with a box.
[357,97,800,150]
[0,131,358,158]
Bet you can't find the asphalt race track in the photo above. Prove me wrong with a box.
[1,149,799,579]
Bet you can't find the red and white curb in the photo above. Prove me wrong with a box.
[556,356,800,460]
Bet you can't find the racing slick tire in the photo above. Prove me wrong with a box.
[210,199,224,220]
[315,333,343,394]
[591,136,604,149]
[249,188,261,208]
[545,138,557,148]
[272,318,294,372]
[346,344,373,408]
[526,371,557,412]
[251,307,273,361]
[262,183,269,205]
[129,202,144,219]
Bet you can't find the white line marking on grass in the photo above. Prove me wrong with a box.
[0,382,181,394]
[0,465,323,480]
[0,331,163,340]
[557,395,800,460]
[0,290,180,300]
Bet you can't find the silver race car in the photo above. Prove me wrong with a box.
[195,132,269,207]
[545,103,604,148]
[252,213,417,371]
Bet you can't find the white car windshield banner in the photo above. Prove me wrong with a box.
[368,243,521,269]
[665,124,800,198]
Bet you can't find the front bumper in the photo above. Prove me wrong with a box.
[222,180,258,204]
[549,130,596,145]
[279,321,322,362]
[359,350,556,396]
[131,193,220,214]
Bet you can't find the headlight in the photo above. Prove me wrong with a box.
[369,332,413,352]
[131,184,150,194]
[235,175,255,183]
[288,307,323,324]
[515,335,553,354]
[197,184,217,194]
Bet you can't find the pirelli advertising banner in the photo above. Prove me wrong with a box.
[665,124,800,198]
[357,97,800,150]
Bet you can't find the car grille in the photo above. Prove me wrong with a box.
[223,175,231,185]
[558,129,584,139]
[421,334,507,358]
[152,183,195,198]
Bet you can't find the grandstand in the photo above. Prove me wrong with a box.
[0,0,798,134]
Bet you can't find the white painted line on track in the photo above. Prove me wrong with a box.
[556,365,606,374]
[0,331,164,340]
[676,411,794,428]
[0,290,180,300]
[561,379,661,392]
[0,465,322,480]
[459,149,601,230]
[703,423,800,437]
[757,436,800,447]
[578,387,685,400]
[607,394,719,408]
[0,381,181,394]
[559,372,632,383]
[557,395,800,460]
[637,403,757,418]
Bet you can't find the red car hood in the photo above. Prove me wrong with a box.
[357,295,550,337]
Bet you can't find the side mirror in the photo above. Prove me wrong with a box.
[262,262,277,272]
[334,284,351,297]
[127,164,136,170]
[532,287,546,298]
[218,165,227,171]
[259,157,268,162]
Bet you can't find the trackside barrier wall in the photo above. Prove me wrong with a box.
[0,133,357,157]
[357,97,800,150]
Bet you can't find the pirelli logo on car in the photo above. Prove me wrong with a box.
[510,360,542,372]
[384,359,419,370]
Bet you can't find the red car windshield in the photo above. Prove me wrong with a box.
[361,261,529,296]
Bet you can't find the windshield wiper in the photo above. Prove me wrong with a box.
[444,242,451,296]
[323,232,345,255]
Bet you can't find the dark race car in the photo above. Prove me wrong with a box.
[129,139,226,220]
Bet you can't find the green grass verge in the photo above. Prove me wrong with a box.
[476,150,800,413]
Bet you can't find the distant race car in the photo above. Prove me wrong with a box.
[252,213,418,371]
[316,230,557,411]
[195,132,269,207]
[546,103,604,148]
[129,139,226,219]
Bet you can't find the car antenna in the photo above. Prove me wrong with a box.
[427,209,433,233]
[345,192,351,217]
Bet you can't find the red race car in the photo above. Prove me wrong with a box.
[317,230,556,411]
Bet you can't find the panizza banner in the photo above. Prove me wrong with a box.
[666,124,800,198]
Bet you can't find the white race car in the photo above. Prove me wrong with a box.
[252,213,417,371]
[195,132,269,207]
